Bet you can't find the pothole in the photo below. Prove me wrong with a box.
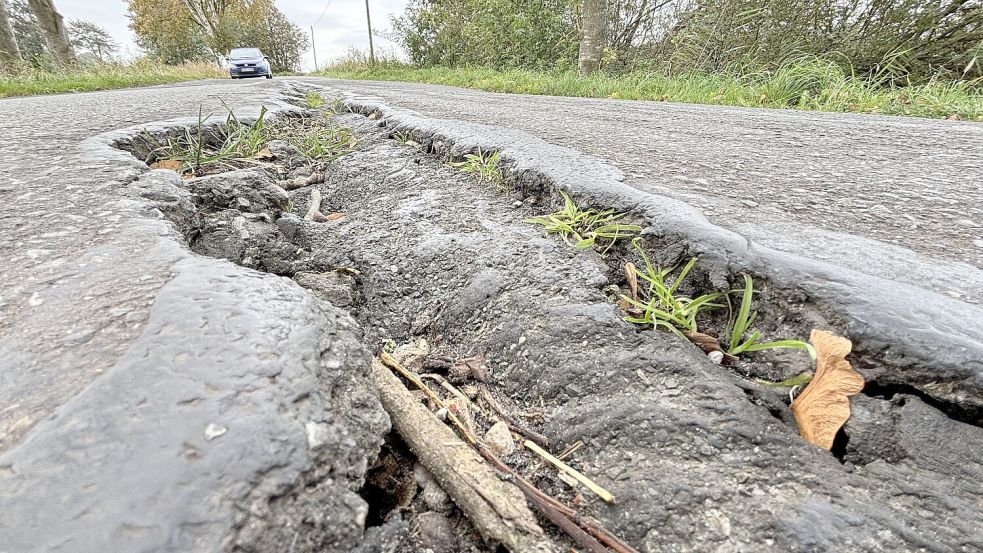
[114,86,983,552]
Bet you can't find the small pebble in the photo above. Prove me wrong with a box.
[483,421,516,456]
[204,423,227,441]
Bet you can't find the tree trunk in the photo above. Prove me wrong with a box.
[0,0,21,63]
[26,0,76,66]
[578,0,607,75]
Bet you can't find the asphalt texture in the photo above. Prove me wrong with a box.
[0,78,280,452]
[1,77,982,551]
[310,77,983,303]
[0,79,390,552]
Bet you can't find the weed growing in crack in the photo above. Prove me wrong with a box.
[221,102,270,158]
[286,124,358,161]
[725,274,815,357]
[304,91,326,109]
[617,242,816,361]
[392,130,419,146]
[619,239,724,336]
[146,103,270,174]
[525,191,641,254]
[449,149,507,190]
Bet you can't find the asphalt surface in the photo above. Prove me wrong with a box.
[1,77,982,550]
[0,78,281,452]
[0,78,393,552]
[310,77,983,302]
[1,74,980,450]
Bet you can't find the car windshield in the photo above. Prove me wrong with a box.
[230,48,262,59]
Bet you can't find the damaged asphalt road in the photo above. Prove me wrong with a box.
[317,77,983,281]
[1,78,982,552]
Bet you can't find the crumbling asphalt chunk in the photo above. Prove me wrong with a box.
[294,270,359,307]
[188,169,290,217]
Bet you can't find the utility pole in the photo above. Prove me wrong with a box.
[310,25,318,71]
[364,0,375,64]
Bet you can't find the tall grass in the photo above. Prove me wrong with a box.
[318,57,983,120]
[0,60,226,98]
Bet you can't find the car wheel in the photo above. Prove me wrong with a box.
[265,74,273,79]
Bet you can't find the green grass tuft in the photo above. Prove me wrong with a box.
[287,124,358,161]
[525,191,641,253]
[619,240,724,336]
[449,149,507,190]
[304,91,326,109]
[725,274,815,358]
[145,103,270,174]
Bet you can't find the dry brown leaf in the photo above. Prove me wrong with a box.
[149,159,183,171]
[325,212,346,221]
[368,112,380,120]
[254,148,274,159]
[683,330,722,354]
[791,330,864,450]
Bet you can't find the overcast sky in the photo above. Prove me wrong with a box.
[54,0,409,70]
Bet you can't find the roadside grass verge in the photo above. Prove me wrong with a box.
[318,61,983,120]
[0,61,226,98]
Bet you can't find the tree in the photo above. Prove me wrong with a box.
[68,19,117,61]
[578,0,607,75]
[392,0,578,69]
[9,0,46,64]
[126,0,212,64]
[0,0,21,63]
[242,1,306,72]
[26,0,75,66]
[128,0,306,68]
[180,0,241,57]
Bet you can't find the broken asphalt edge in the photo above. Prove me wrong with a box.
[0,91,389,552]
[324,85,983,416]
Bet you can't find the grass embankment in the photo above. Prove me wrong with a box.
[0,61,227,98]
[319,61,983,120]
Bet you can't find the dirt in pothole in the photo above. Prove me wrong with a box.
[124,98,983,553]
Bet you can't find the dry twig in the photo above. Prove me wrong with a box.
[280,171,324,191]
[523,440,615,504]
[372,359,555,552]
[378,352,640,553]
[304,189,322,221]
[478,385,549,447]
